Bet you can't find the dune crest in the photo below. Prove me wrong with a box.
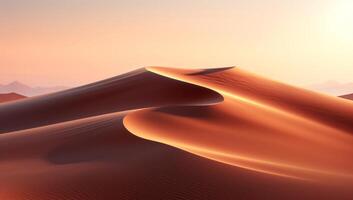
[1,67,353,199]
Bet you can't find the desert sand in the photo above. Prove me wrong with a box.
[1,67,353,200]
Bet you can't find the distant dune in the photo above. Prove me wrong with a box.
[0,81,68,96]
[0,92,26,103]
[1,67,353,200]
[341,93,353,100]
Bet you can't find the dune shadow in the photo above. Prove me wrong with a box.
[187,67,234,76]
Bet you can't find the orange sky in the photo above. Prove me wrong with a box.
[1,0,353,87]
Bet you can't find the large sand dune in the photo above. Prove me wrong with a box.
[1,67,353,199]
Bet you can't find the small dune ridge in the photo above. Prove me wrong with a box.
[0,93,26,103]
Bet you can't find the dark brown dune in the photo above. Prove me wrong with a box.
[0,93,26,103]
[1,67,353,199]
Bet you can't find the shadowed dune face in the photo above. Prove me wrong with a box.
[0,69,222,133]
[1,66,353,199]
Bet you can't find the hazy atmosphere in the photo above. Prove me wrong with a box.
[1,0,353,88]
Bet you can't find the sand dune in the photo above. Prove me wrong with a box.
[0,93,26,103]
[1,67,353,199]
[341,93,353,100]
[0,68,221,133]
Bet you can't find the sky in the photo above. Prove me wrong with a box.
[1,0,353,88]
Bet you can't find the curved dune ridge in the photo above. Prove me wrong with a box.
[1,67,353,199]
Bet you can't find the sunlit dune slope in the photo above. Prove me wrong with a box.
[0,93,26,103]
[125,67,353,183]
[1,66,353,199]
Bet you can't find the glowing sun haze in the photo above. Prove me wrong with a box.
[1,0,353,87]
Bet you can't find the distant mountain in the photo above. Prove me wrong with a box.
[0,81,69,96]
[307,81,353,96]
[0,92,26,103]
